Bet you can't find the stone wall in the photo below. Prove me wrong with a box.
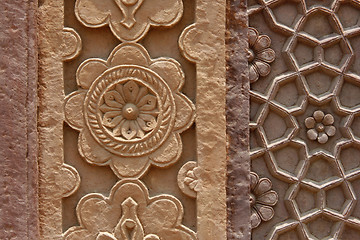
[3,0,360,239]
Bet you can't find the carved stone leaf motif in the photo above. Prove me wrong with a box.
[64,43,195,178]
[74,0,183,42]
[249,0,360,238]
[63,180,197,240]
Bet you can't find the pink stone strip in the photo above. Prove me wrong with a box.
[226,0,251,239]
[0,0,39,239]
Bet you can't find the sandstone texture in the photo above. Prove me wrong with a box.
[38,0,227,239]
[0,0,38,239]
[226,0,250,239]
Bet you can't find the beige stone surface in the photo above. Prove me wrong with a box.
[38,0,227,239]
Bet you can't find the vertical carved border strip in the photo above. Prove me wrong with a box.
[226,0,251,239]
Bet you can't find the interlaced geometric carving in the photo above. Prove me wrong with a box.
[249,0,360,238]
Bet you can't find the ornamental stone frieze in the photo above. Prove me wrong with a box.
[37,0,227,239]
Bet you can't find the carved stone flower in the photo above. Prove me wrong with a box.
[64,43,195,178]
[63,180,197,240]
[248,27,276,83]
[100,80,159,140]
[177,161,201,198]
[305,110,336,144]
[75,0,183,42]
[250,172,278,229]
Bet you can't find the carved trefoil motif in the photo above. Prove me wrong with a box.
[38,0,227,239]
[249,0,360,239]
[64,180,196,240]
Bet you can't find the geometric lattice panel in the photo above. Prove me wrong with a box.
[249,0,360,238]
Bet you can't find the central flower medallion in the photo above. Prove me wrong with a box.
[85,66,175,157]
[64,43,195,178]
[99,79,159,138]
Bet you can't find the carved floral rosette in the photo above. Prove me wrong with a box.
[63,179,197,240]
[248,27,275,83]
[64,43,195,178]
[250,172,278,229]
[177,161,201,198]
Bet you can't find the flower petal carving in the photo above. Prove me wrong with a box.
[64,43,195,178]
[63,180,197,240]
[75,0,183,42]
[177,161,201,198]
[250,172,278,229]
[305,110,336,144]
[248,27,275,83]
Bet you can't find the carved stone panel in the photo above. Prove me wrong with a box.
[38,0,226,239]
[249,0,360,239]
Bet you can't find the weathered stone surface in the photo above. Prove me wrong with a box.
[0,0,38,239]
[226,0,250,239]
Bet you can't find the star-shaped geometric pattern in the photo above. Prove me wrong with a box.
[249,0,360,238]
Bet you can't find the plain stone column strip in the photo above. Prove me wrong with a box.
[226,0,251,239]
[0,0,39,239]
[38,0,64,238]
[195,0,228,239]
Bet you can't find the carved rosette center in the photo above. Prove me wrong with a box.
[122,103,139,120]
[85,66,175,156]
[305,110,336,144]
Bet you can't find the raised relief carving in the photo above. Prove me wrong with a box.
[75,0,183,42]
[63,180,197,239]
[177,161,201,198]
[60,164,81,198]
[305,110,336,144]
[64,43,195,178]
[249,0,360,238]
[179,24,201,63]
[250,172,278,229]
[62,27,82,61]
[248,27,275,83]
